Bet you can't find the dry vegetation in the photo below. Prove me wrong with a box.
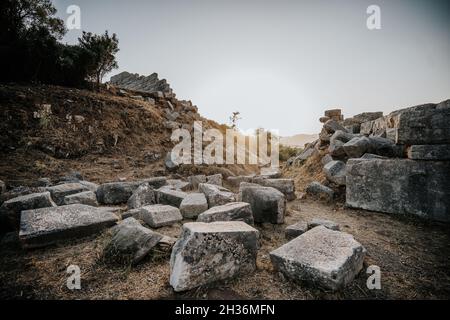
[1,198,449,300]
[282,152,328,192]
[0,84,257,187]
[0,84,449,300]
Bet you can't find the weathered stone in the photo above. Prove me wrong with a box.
[206,174,223,186]
[97,182,140,205]
[99,206,124,215]
[321,154,333,166]
[188,175,207,190]
[360,101,450,145]
[63,191,98,207]
[103,217,162,265]
[305,182,334,202]
[46,183,89,205]
[19,204,119,248]
[139,204,182,228]
[251,178,296,201]
[308,218,340,231]
[290,144,319,165]
[395,101,450,145]
[324,109,342,118]
[367,136,397,157]
[0,186,46,204]
[121,208,141,219]
[239,184,285,224]
[331,130,355,144]
[0,192,57,230]
[78,180,99,192]
[110,71,174,97]
[329,130,354,158]
[58,171,83,183]
[328,130,354,158]
[360,153,387,160]
[319,127,331,143]
[323,160,346,186]
[353,112,384,123]
[180,193,208,218]
[166,179,190,191]
[0,180,5,194]
[158,235,178,252]
[323,120,347,134]
[141,177,167,189]
[198,183,236,208]
[226,175,254,188]
[407,145,450,160]
[127,183,156,209]
[346,159,450,222]
[343,136,371,158]
[197,202,254,225]
[270,226,366,291]
[170,221,259,292]
[260,167,282,178]
[165,110,179,121]
[329,139,346,157]
[319,116,330,123]
[96,179,164,205]
[157,186,187,207]
[285,221,308,240]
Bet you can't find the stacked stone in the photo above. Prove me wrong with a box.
[110,71,175,98]
[346,99,450,222]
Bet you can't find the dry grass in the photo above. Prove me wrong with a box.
[1,199,449,300]
[282,152,328,192]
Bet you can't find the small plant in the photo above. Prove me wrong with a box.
[229,111,241,129]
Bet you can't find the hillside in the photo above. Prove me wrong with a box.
[0,83,257,187]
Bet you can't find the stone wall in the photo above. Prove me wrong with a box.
[289,99,450,222]
[346,159,450,222]
[109,71,175,98]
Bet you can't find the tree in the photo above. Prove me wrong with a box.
[0,0,66,83]
[79,31,119,87]
[0,0,66,42]
[229,111,241,129]
[0,0,120,88]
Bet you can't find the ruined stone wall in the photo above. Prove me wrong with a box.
[109,71,175,98]
[291,99,450,222]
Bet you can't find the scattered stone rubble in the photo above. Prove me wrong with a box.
[2,97,448,294]
[179,193,208,218]
[197,202,254,225]
[19,204,119,249]
[239,183,285,224]
[103,217,163,265]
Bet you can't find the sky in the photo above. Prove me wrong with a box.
[53,0,450,136]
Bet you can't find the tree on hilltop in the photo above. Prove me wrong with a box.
[79,31,119,88]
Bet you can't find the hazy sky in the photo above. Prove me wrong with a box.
[53,0,450,135]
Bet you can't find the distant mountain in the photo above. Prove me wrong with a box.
[280,133,318,148]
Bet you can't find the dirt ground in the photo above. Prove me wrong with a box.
[1,84,449,300]
[1,197,449,300]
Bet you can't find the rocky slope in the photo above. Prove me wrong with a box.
[0,80,257,188]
